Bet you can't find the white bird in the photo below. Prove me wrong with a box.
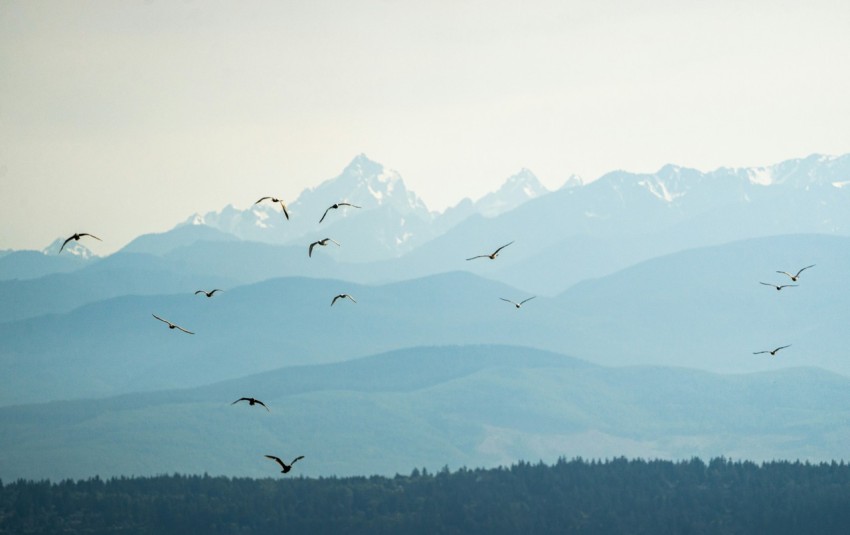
[466,241,514,261]
[59,233,101,253]
[776,264,815,282]
[753,345,791,356]
[331,294,357,306]
[151,314,194,335]
[499,296,536,309]
[319,202,361,223]
[255,197,290,220]
[309,238,340,257]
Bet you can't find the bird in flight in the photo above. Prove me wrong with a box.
[59,233,101,253]
[309,238,340,257]
[195,289,222,298]
[254,197,290,220]
[777,264,815,282]
[319,202,361,223]
[331,294,357,306]
[500,296,536,309]
[753,345,791,356]
[151,314,194,334]
[467,241,514,261]
[266,454,304,474]
[231,397,270,411]
[759,282,798,291]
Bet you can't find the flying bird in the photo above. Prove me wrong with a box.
[499,296,536,309]
[753,345,791,356]
[59,233,101,253]
[231,397,270,411]
[776,264,815,282]
[265,454,304,474]
[309,238,340,257]
[331,294,357,306]
[319,202,361,223]
[759,282,798,291]
[466,241,514,261]
[151,314,194,334]
[255,197,290,220]
[195,289,222,298]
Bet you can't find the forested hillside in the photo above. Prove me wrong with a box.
[2,457,849,534]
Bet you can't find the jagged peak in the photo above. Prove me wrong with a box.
[42,237,97,258]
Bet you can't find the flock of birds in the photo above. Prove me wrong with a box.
[56,199,813,475]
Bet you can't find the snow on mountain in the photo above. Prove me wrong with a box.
[42,237,97,259]
[474,168,549,217]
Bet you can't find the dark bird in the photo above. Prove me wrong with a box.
[231,397,270,411]
[195,289,222,298]
[759,282,798,291]
[309,238,340,257]
[265,454,304,474]
[151,314,194,334]
[466,241,514,261]
[331,294,357,306]
[319,202,361,223]
[499,296,536,309]
[255,197,290,220]
[753,344,791,356]
[777,264,815,282]
[59,232,101,253]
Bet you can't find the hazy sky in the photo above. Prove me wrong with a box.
[2,0,849,253]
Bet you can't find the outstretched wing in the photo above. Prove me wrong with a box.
[466,254,488,261]
[775,271,794,279]
[152,314,169,325]
[492,241,514,255]
[59,235,74,253]
[255,197,272,204]
[291,455,305,465]
[265,455,286,469]
[208,289,222,296]
[256,400,271,411]
[331,295,341,306]
[278,201,290,220]
[339,203,361,209]
[759,282,776,288]
[79,233,102,241]
[774,344,791,352]
[174,324,194,335]
[499,298,517,305]
[231,398,249,405]
[795,264,815,276]
[327,238,340,246]
[753,351,769,355]
[309,242,317,257]
[519,296,537,305]
[194,290,206,295]
[779,285,798,289]
[319,206,332,223]
[345,295,357,303]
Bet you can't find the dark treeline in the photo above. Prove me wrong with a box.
[2,457,850,534]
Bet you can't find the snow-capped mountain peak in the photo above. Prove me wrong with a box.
[42,237,97,258]
[475,168,549,217]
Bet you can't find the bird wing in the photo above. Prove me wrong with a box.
[255,197,271,204]
[319,206,332,223]
[209,289,222,296]
[339,202,361,209]
[346,295,357,303]
[331,295,341,306]
[775,345,791,352]
[328,238,340,246]
[493,241,514,254]
[231,398,249,405]
[152,314,170,325]
[796,264,815,276]
[779,285,798,289]
[59,236,74,253]
[194,290,205,295]
[256,400,271,411]
[499,298,517,305]
[519,296,537,305]
[175,324,194,335]
[309,242,317,257]
[265,455,285,469]
[753,351,769,355]
[278,201,290,220]
[759,282,776,288]
[79,233,102,241]
[291,455,305,464]
[775,271,793,279]
[466,255,487,261]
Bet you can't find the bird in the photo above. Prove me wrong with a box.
[777,264,815,282]
[151,314,194,334]
[499,296,536,309]
[194,289,222,298]
[265,454,304,474]
[319,202,361,223]
[759,282,798,291]
[309,238,340,257]
[466,241,514,261]
[331,294,357,306]
[231,397,270,411]
[753,345,791,356]
[59,233,101,253]
[254,197,290,220]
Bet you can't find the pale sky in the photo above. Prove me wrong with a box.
[2,0,849,253]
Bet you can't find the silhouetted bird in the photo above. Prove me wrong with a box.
[753,345,791,356]
[265,454,304,474]
[777,264,815,282]
[59,233,101,253]
[500,296,536,309]
[151,314,194,334]
[255,197,290,220]
[331,294,357,306]
[319,202,361,223]
[195,289,222,298]
[467,241,514,261]
[231,397,270,411]
[760,282,798,291]
[309,238,340,257]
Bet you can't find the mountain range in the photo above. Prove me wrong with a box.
[1,152,849,480]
